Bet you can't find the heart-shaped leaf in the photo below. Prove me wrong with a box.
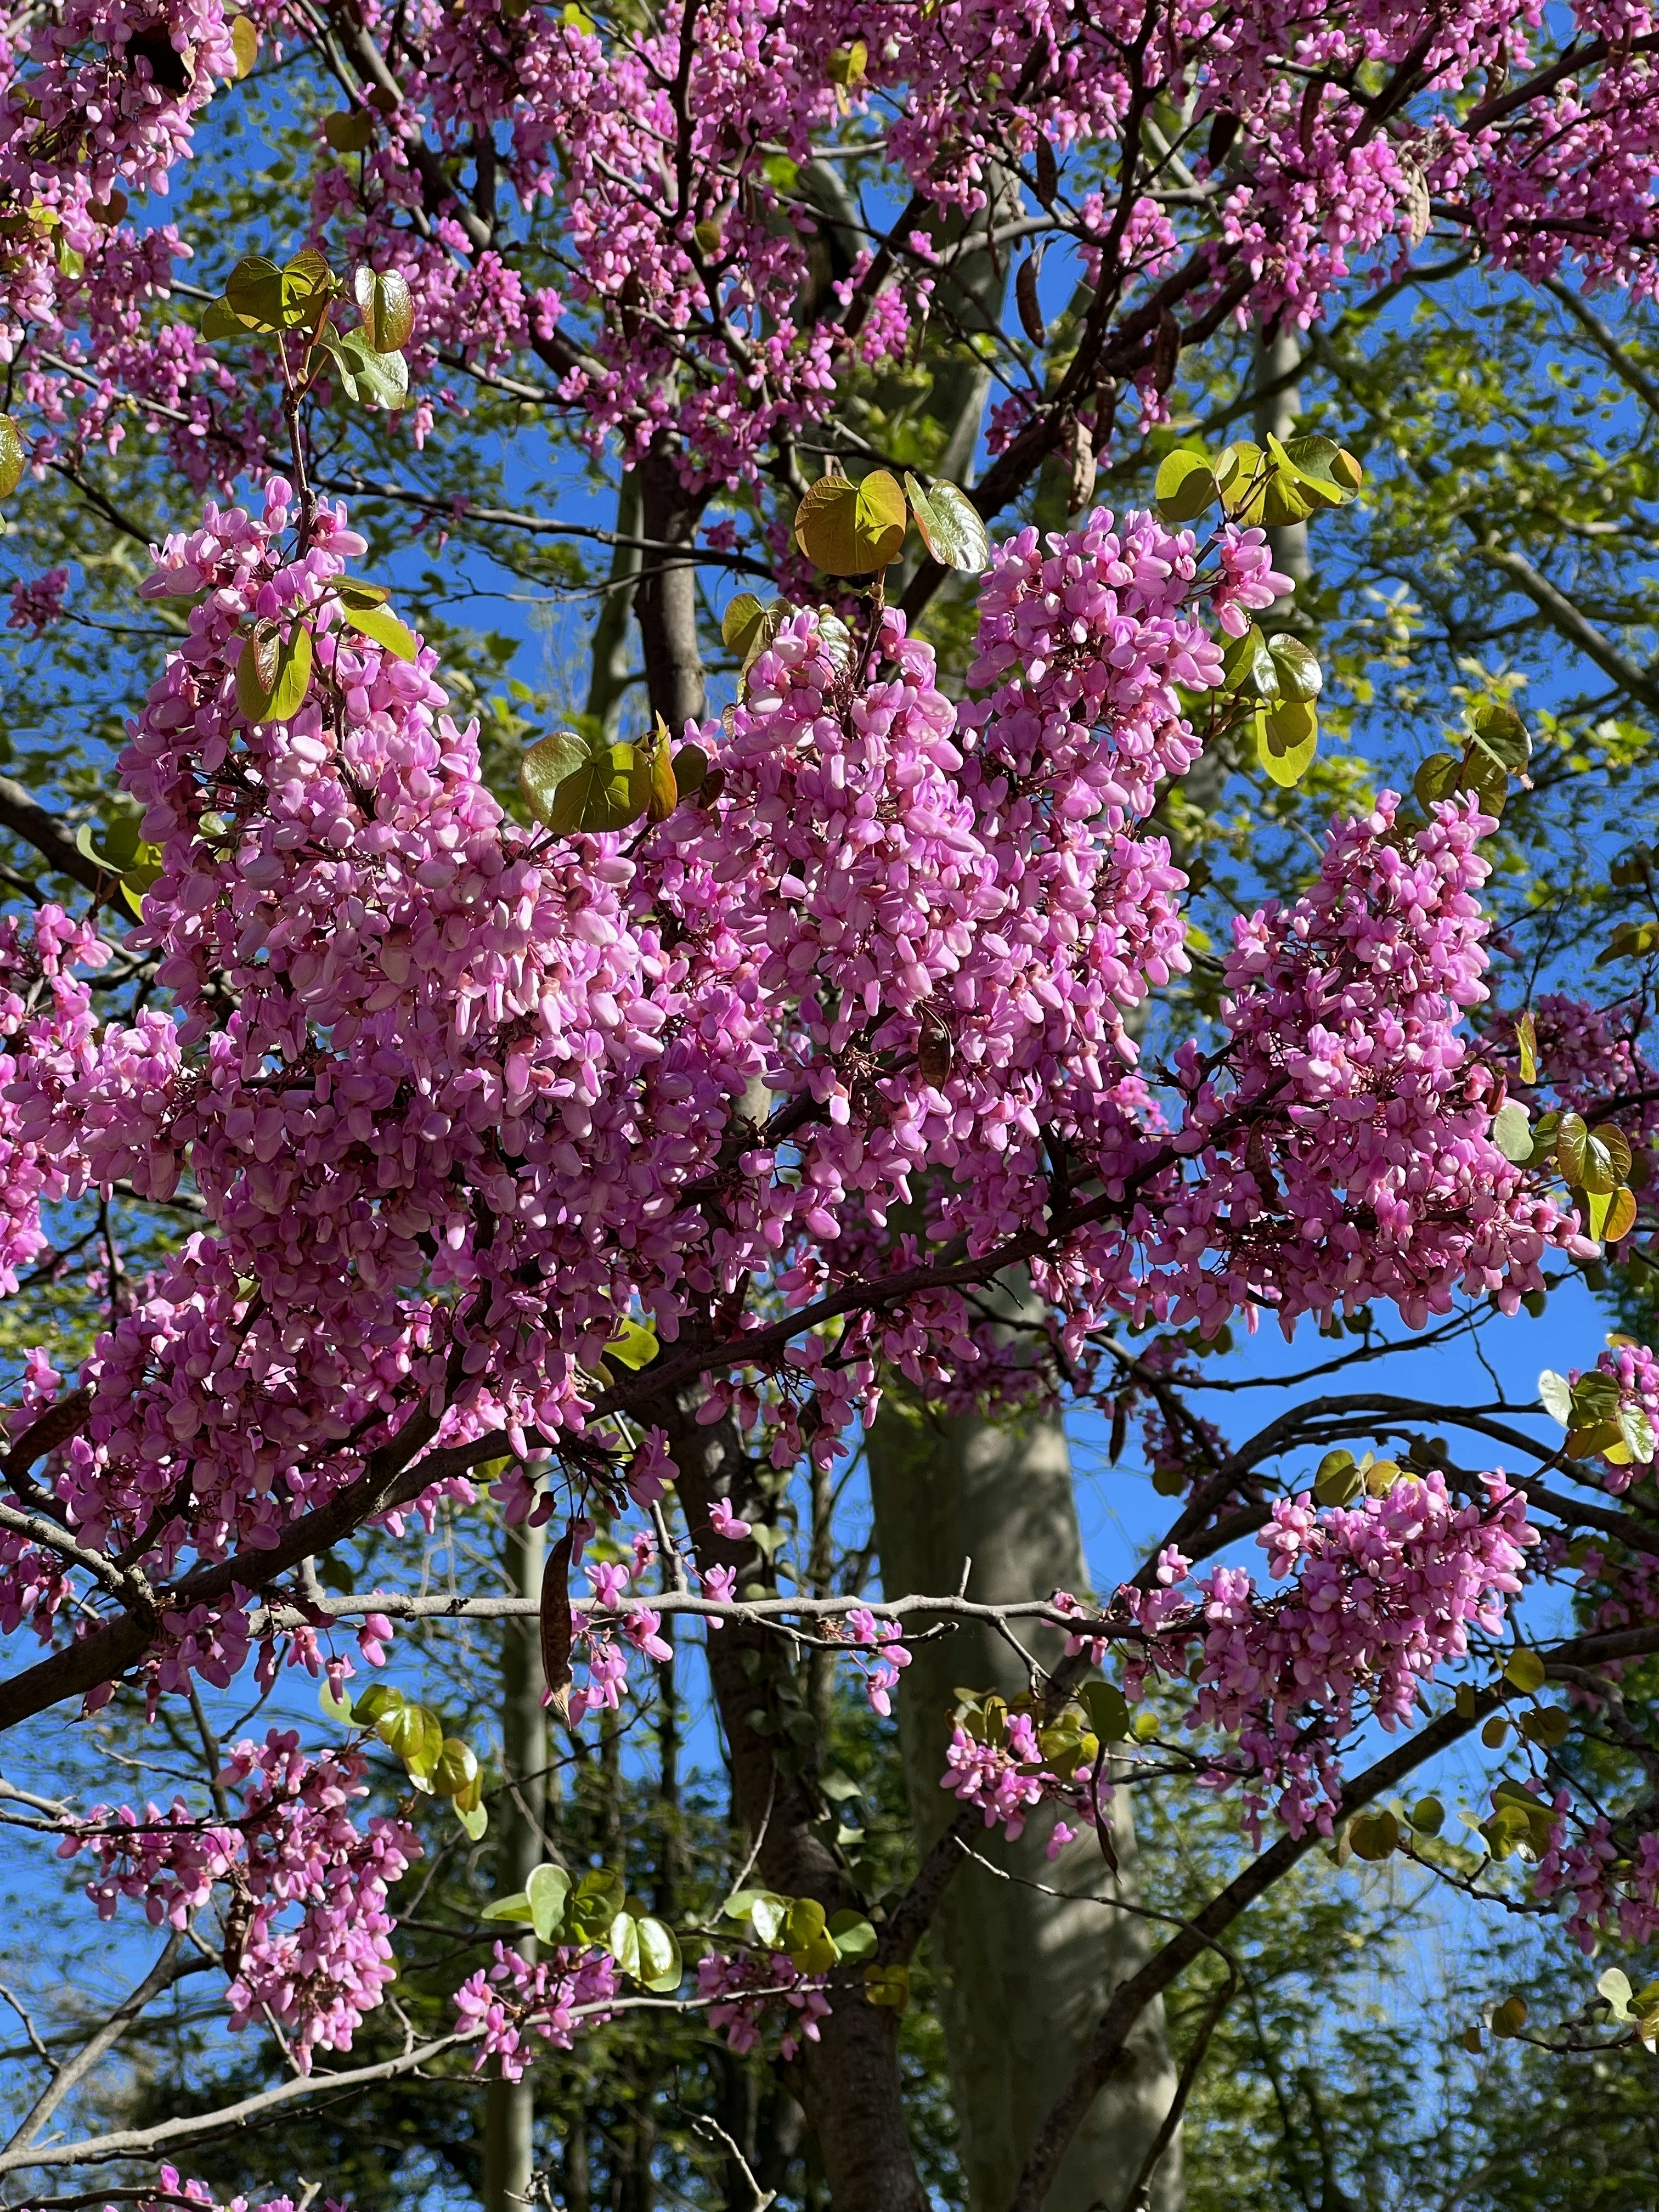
[1467,699,1531,775]
[323,108,375,153]
[235,621,313,725]
[0,413,26,499]
[354,264,415,353]
[794,469,908,575]
[1492,1099,1532,1163]
[1257,698,1317,787]
[1537,1369,1573,1425]
[230,14,259,77]
[338,584,417,661]
[635,1915,682,1991]
[520,731,589,825]
[1153,448,1221,524]
[903,475,991,571]
[527,1861,573,1942]
[1267,634,1322,701]
[1555,1111,1588,1187]
[316,325,408,408]
[1222,623,1277,699]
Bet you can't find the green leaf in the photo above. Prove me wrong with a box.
[782,1897,838,1974]
[432,1736,479,1799]
[794,469,908,575]
[671,742,709,798]
[0,414,22,503]
[319,1679,355,1725]
[1556,1111,1589,1187]
[1313,1448,1363,1507]
[1281,433,1364,506]
[1257,699,1317,787]
[1599,1966,1634,2020]
[1519,1704,1571,1747]
[1413,752,1461,811]
[323,108,376,152]
[338,585,417,662]
[482,1891,533,1924]
[200,296,247,342]
[746,1891,791,1949]
[864,1962,910,2009]
[1214,441,1266,524]
[354,264,415,353]
[634,1915,682,1991]
[1347,1808,1399,1861]
[520,731,589,825]
[1153,448,1220,524]
[527,1861,573,1943]
[1467,699,1531,776]
[230,13,259,77]
[605,1316,658,1370]
[1408,1796,1445,1836]
[1489,1994,1528,2038]
[1492,1099,1533,1164]
[351,1681,402,1725]
[1537,1369,1573,1425]
[1267,634,1322,702]
[1221,623,1277,699]
[223,254,285,329]
[902,474,991,572]
[1503,1646,1546,1695]
[1079,1679,1131,1743]
[316,325,408,409]
[827,1910,878,1961]
[1516,1010,1538,1085]
[456,1799,488,1841]
[1572,1369,1622,1423]
[1619,1402,1656,1465]
[606,1910,641,1978]
[541,737,652,836]
[235,621,314,726]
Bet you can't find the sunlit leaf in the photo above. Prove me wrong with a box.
[235,621,313,726]
[794,469,908,575]
[1153,448,1220,524]
[903,474,991,572]
[354,264,415,353]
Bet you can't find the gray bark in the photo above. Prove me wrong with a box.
[484,1518,548,2212]
[657,1386,930,2212]
[635,439,708,732]
[586,471,645,740]
[867,1392,1182,2212]
[1252,330,1311,594]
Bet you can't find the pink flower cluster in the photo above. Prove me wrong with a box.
[1120,1468,1537,1838]
[941,1708,1097,1859]
[696,1946,832,2062]
[67,1727,419,2072]
[1537,1805,1659,1954]
[453,1939,620,2081]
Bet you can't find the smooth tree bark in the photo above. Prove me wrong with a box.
[659,1381,932,2212]
[484,1516,548,2212]
[868,1389,1183,2212]
[635,437,709,731]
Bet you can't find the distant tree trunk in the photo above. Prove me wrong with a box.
[635,438,708,731]
[1254,329,1311,593]
[484,1518,547,2212]
[867,1391,1184,2212]
[586,471,644,740]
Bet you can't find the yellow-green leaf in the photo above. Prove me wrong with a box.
[1257,698,1317,788]
[230,14,259,77]
[903,473,991,572]
[794,469,908,576]
[354,264,414,353]
[338,586,417,662]
[1516,1010,1538,1085]
[324,108,376,153]
[1153,448,1220,524]
[235,621,313,726]
[1503,1646,1546,1695]
[0,414,27,501]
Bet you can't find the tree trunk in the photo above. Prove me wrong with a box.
[867,1392,1184,2212]
[635,439,708,732]
[657,1387,930,2212]
[586,470,645,740]
[1253,330,1311,594]
[484,1518,548,2212]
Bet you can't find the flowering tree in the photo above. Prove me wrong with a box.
[4,2,1659,2209]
